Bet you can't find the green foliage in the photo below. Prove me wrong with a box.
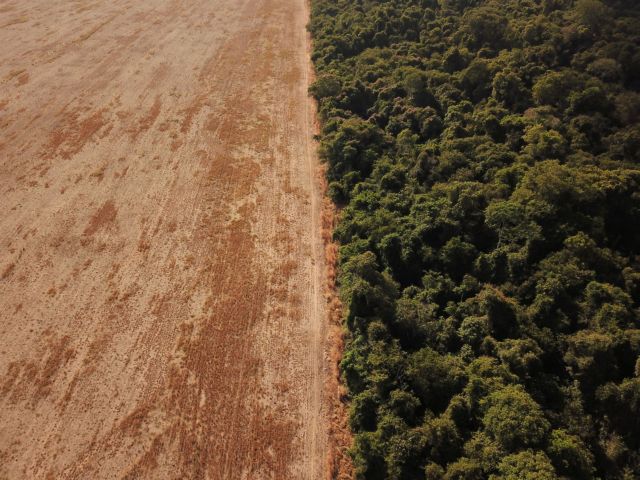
[572,0,612,33]
[532,70,581,107]
[310,0,640,477]
[547,429,595,479]
[310,73,342,99]
[481,385,550,450]
[408,348,467,412]
[490,450,556,480]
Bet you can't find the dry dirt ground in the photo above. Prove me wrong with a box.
[0,0,337,478]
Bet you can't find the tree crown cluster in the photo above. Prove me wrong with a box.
[310,0,640,478]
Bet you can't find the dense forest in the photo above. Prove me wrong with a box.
[309,0,640,478]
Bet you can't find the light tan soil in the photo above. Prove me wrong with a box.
[0,0,338,478]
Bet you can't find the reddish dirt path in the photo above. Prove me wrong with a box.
[0,0,334,478]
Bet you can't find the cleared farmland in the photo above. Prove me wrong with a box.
[0,0,337,478]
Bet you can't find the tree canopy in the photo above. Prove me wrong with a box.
[310,0,640,478]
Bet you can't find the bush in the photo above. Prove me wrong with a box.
[481,385,551,451]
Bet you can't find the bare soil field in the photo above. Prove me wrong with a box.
[0,0,340,478]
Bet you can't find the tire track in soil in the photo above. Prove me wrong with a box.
[0,0,340,478]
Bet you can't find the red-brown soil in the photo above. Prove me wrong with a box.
[0,0,345,478]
